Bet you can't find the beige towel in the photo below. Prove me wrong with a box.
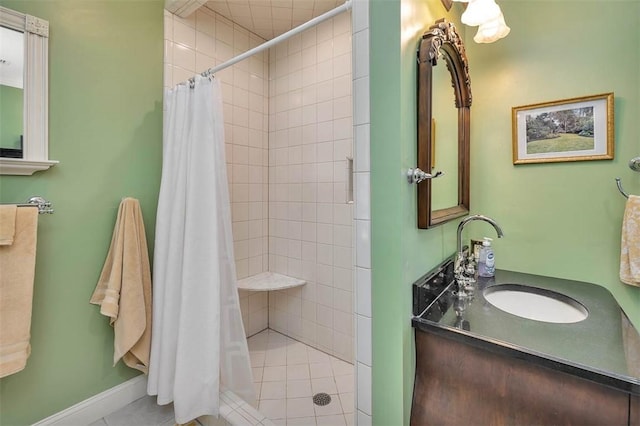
[0,205,18,246]
[620,195,640,287]
[90,198,152,373]
[0,207,38,378]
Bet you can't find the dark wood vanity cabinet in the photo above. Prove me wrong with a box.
[411,331,636,426]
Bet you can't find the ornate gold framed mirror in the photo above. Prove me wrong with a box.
[417,19,471,228]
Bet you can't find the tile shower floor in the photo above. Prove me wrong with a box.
[249,329,354,426]
[90,329,354,426]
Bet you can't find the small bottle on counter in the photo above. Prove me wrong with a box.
[470,239,483,263]
[477,237,495,277]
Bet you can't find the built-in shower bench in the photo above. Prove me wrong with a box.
[236,271,306,291]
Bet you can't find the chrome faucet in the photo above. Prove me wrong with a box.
[455,214,505,288]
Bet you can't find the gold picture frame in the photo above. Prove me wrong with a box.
[512,93,614,165]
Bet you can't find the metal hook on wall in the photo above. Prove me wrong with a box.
[407,168,444,184]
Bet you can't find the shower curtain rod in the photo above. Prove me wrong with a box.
[185,0,352,84]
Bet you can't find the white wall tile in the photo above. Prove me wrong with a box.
[316,19,333,42]
[352,0,369,34]
[173,44,196,71]
[355,267,371,318]
[168,2,362,380]
[353,30,369,80]
[356,411,372,426]
[333,266,352,292]
[356,363,371,415]
[356,315,371,366]
[334,10,351,36]
[354,124,370,172]
[195,9,216,37]
[317,122,334,143]
[174,20,196,48]
[216,39,234,61]
[353,77,369,126]
[215,18,234,46]
[354,172,370,221]
[333,33,351,58]
[196,32,216,56]
[355,220,370,269]
[333,53,351,77]
[334,310,353,335]
[317,59,334,82]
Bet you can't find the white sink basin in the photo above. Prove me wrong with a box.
[483,284,588,324]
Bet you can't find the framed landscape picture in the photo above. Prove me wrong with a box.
[512,93,614,164]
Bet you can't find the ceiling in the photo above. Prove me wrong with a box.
[202,0,343,40]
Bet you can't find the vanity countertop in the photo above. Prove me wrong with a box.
[411,258,640,396]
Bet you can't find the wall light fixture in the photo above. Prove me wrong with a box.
[448,0,510,43]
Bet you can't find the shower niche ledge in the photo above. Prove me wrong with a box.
[237,271,306,291]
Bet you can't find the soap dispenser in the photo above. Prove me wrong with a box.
[477,237,495,278]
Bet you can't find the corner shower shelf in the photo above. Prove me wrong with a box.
[237,271,306,291]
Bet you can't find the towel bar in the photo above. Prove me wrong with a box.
[1,196,54,214]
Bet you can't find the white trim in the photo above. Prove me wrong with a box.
[0,6,57,176]
[32,375,148,426]
[0,158,58,175]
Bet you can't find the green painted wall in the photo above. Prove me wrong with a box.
[466,0,640,330]
[0,1,163,424]
[369,1,464,424]
[0,85,23,149]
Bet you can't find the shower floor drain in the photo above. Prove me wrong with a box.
[312,392,332,406]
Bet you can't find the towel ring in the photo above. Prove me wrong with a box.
[616,178,629,199]
[616,156,640,199]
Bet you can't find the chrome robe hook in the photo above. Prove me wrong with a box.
[407,168,444,184]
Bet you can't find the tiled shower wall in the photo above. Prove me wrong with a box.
[163,7,354,362]
[266,13,354,362]
[163,7,270,337]
[352,0,372,422]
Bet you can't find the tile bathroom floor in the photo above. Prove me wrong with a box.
[249,329,354,426]
[90,329,354,426]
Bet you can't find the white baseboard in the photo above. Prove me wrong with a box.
[32,375,148,426]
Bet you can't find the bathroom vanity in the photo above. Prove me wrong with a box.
[411,257,640,425]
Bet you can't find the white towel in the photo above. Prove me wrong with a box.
[620,195,640,286]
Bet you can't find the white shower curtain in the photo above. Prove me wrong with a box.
[148,75,255,423]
